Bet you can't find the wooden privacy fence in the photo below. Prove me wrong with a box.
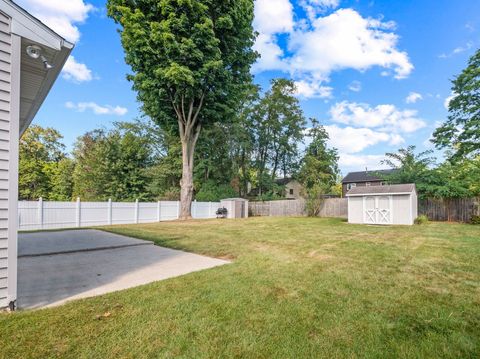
[249,198,348,218]
[250,197,479,222]
[418,197,480,222]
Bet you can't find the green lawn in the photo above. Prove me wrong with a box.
[1,217,480,358]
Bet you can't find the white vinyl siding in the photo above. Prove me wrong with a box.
[0,10,10,309]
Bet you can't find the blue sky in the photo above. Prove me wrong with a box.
[17,0,480,175]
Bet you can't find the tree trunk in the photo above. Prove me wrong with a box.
[179,136,197,220]
[171,94,204,220]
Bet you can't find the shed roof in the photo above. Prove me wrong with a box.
[346,183,416,196]
[342,169,397,183]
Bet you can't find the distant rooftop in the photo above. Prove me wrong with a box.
[342,169,397,183]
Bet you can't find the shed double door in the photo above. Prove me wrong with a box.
[364,196,392,224]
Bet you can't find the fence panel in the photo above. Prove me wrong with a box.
[249,198,347,218]
[18,199,220,231]
[80,202,110,227]
[111,202,136,225]
[159,201,179,221]
[43,201,77,229]
[419,197,479,222]
[138,202,157,223]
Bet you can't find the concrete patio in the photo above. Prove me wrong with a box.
[17,229,229,309]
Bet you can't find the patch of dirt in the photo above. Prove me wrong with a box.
[307,250,334,260]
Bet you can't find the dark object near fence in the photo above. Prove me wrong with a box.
[216,207,228,218]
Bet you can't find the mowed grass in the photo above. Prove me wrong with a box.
[1,217,480,358]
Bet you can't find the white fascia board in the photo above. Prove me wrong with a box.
[0,1,74,51]
[346,192,414,197]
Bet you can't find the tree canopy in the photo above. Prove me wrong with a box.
[433,48,480,159]
[107,0,257,218]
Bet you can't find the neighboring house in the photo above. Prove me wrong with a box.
[0,0,73,309]
[341,169,396,197]
[275,178,304,199]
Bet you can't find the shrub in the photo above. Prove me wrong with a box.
[195,182,237,202]
[470,215,480,225]
[414,215,429,225]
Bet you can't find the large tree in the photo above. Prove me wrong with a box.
[380,145,436,198]
[298,119,339,216]
[72,121,157,201]
[253,79,306,195]
[433,48,480,159]
[107,0,257,219]
[19,125,69,200]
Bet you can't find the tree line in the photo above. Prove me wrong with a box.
[19,79,340,203]
[20,45,480,206]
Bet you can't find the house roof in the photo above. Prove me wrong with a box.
[346,183,416,196]
[342,169,397,183]
[275,178,295,186]
[0,0,74,135]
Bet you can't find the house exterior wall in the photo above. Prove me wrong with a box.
[342,180,382,197]
[0,11,19,309]
[284,180,303,199]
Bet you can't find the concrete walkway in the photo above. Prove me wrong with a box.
[18,230,229,309]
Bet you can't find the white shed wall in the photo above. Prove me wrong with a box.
[411,191,418,221]
[347,196,363,224]
[391,194,412,225]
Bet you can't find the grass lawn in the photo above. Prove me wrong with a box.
[1,217,480,358]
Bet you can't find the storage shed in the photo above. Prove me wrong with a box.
[220,198,248,219]
[0,0,73,309]
[346,184,417,225]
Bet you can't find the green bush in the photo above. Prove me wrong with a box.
[470,215,480,225]
[414,215,429,225]
[195,182,237,202]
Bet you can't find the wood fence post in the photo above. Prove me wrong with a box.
[38,197,43,229]
[177,201,180,219]
[157,201,161,222]
[75,197,81,227]
[108,198,112,225]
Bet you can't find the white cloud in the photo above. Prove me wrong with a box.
[288,9,413,80]
[439,41,473,59]
[329,101,426,133]
[61,56,93,83]
[300,0,340,21]
[444,92,457,110]
[253,3,413,98]
[253,34,288,72]
[16,0,95,43]
[65,101,128,116]
[338,153,386,171]
[405,92,422,104]
[325,125,402,153]
[295,79,333,98]
[254,0,294,35]
[348,81,361,92]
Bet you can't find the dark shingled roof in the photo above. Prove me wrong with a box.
[346,183,416,196]
[342,169,397,183]
[275,178,294,186]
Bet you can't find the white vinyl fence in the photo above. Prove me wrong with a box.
[18,198,221,231]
